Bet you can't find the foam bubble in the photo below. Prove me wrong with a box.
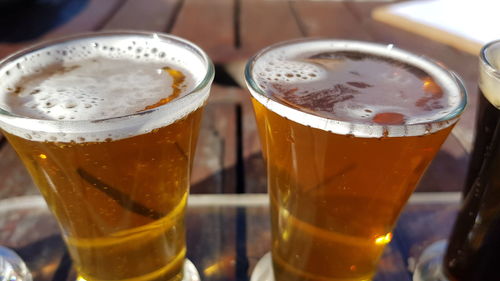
[0,32,213,142]
[246,40,465,137]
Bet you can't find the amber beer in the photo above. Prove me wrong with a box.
[443,40,500,281]
[245,40,466,281]
[0,32,213,281]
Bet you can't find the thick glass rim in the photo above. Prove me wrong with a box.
[480,39,500,77]
[0,30,215,124]
[245,38,467,138]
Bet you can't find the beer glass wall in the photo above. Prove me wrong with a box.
[0,31,214,281]
[245,39,467,281]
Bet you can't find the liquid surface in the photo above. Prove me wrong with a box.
[0,34,211,142]
[2,57,190,121]
[250,41,463,131]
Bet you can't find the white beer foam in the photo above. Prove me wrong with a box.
[0,33,213,142]
[246,40,466,138]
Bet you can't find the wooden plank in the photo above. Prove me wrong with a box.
[171,0,237,63]
[0,0,124,59]
[102,0,180,31]
[191,85,240,193]
[241,91,267,194]
[239,0,303,57]
[291,1,372,40]
[221,59,266,193]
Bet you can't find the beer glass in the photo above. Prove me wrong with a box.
[245,39,467,281]
[413,40,500,281]
[0,31,214,281]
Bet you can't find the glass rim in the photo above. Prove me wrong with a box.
[480,39,500,77]
[0,30,215,125]
[245,38,467,138]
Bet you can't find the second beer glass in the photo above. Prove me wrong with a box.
[245,40,467,281]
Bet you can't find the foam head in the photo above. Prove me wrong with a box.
[0,31,214,142]
[246,39,466,137]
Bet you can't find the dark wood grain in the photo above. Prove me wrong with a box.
[291,1,372,40]
[171,0,238,63]
[192,85,239,193]
[102,0,181,31]
[241,93,267,194]
[239,0,303,57]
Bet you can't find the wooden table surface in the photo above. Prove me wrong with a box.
[0,0,476,198]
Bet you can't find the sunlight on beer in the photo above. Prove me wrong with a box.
[203,263,221,276]
[422,77,441,95]
[203,256,235,276]
[39,154,47,159]
[374,233,393,245]
[279,207,291,242]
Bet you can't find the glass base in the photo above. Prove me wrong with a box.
[183,259,200,281]
[413,240,450,281]
[0,246,32,281]
[250,252,274,281]
[75,259,200,281]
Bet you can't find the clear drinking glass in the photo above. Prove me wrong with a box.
[0,31,214,281]
[245,39,467,281]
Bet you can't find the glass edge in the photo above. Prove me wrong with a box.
[480,39,500,79]
[244,38,468,127]
[0,30,215,123]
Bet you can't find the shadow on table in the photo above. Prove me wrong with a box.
[0,0,88,43]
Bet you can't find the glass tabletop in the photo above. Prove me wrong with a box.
[0,193,460,281]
